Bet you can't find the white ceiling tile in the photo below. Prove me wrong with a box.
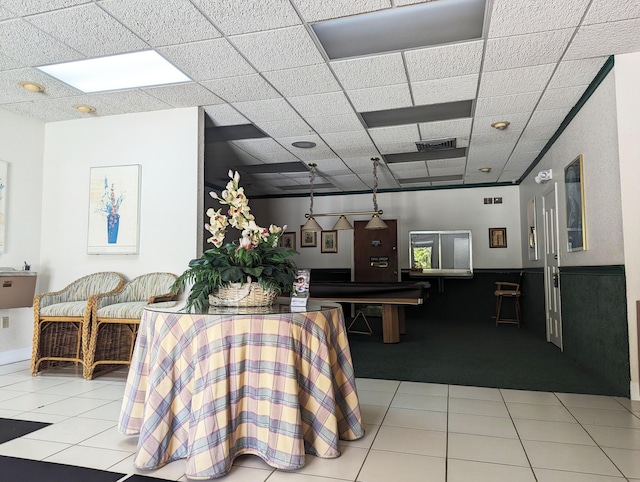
[230,26,324,72]
[312,158,350,174]
[305,113,365,134]
[536,85,587,111]
[519,125,556,142]
[369,125,420,144]
[388,161,427,174]
[230,138,299,162]
[564,19,640,60]
[0,99,75,122]
[70,89,173,115]
[322,130,376,150]
[528,107,570,127]
[288,91,354,117]
[470,131,521,147]
[158,39,256,81]
[203,104,248,126]
[392,165,428,179]
[0,68,80,103]
[511,139,548,155]
[404,41,484,81]
[583,0,640,24]
[0,51,24,70]
[427,157,466,170]
[347,84,412,112]
[28,4,147,57]
[232,98,300,122]
[191,0,301,35]
[488,0,589,37]
[478,64,556,97]
[330,53,407,90]
[547,57,608,89]
[143,83,223,108]
[255,118,314,138]
[295,0,391,22]
[412,74,479,105]
[483,29,574,72]
[100,0,221,47]
[428,165,465,177]
[329,143,380,159]
[508,150,539,166]
[201,75,280,103]
[275,134,334,159]
[498,170,523,183]
[376,141,421,155]
[474,92,541,117]
[418,118,472,140]
[1,0,87,16]
[467,143,516,164]
[0,19,82,65]
[263,64,342,97]
[327,174,370,190]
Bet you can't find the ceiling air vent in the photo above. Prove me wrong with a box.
[416,138,457,151]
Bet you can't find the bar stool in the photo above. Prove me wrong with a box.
[494,272,522,327]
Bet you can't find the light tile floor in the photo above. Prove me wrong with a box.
[1,360,640,481]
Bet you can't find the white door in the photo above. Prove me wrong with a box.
[543,185,562,350]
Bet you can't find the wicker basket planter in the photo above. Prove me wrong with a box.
[208,282,278,307]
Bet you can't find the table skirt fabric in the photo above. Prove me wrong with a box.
[119,305,364,480]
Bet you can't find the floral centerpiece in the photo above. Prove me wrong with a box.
[173,170,297,311]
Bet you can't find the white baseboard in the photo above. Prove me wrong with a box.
[0,348,31,366]
[630,381,640,401]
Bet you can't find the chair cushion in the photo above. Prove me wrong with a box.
[97,301,177,319]
[40,301,89,317]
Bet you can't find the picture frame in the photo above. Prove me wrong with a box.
[87,164,141,255]
[280,231,296,250]
[489,227,507,248]
[565,154,586,252]
[527,198,538,260]
[321,230,338,253]
[300,226,317,247]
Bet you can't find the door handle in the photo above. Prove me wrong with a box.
[553,272,559,287]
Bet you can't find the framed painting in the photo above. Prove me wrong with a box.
[280,231,296,250]
[300,226,317,247]
[321,230,338,253]
[87,165,141,254]
[527,198,538,260]
[565,154,586,252]
[0,160,6,253]
[489,227,507,248]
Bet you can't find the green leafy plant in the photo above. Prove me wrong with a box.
[173,170,297,311]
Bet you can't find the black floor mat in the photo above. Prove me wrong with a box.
[0,456,125,482]
[0,417,51,444]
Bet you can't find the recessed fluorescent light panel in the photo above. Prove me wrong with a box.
[312,0,486,59]
[37,51,191,93]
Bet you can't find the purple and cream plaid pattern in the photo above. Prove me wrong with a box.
[119,304,364,480]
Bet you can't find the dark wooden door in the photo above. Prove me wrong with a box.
[354,219,398,282]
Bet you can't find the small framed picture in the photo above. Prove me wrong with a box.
[300,226,317,247]
[280,231,296,250]
[489,227,507,248]
[321,230,338,253]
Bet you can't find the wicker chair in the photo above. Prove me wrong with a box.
[83,272,179,379]
[31,272,125,376]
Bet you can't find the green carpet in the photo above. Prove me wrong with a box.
[347,315,626,397]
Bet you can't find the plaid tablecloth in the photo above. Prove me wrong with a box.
[118,302,364,480]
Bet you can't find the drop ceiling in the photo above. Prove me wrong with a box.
[1,0,639,197]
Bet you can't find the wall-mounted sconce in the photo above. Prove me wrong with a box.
[534,169,552,184]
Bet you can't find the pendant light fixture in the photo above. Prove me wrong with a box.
[365,157,388,230]
[301,163,323,232]
[302,157,387,231]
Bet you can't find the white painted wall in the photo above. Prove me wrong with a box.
[0,107,201,364]
[614,52,640,399]
[39,108,200,290]
[0,109,45,362]
[520,72,624,268]
[252,184,522,271]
